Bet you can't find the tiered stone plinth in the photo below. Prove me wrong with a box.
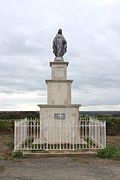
[38,60,81,144]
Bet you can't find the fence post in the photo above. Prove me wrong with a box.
[79,121,81,149]
[14,121,16,152]
[37,122,38,149]
[92,121,93,149]
[24,121,25,149]
[89,121,90,149]
[40,121,41,149]
[34,121,35,149]
[98,122,100,148]
[30,119,32,150]
[73,123,74,150]
[104,121,106,148]
[60,120,61,150]
[21,119,22,149]
[46,121,48,150]
[27,120,29,150]
[53,119,54,149]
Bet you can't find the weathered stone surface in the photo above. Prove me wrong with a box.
[46,81,72,105]
[38,104,81,108]
[50,61,69,80]
[38,106,80,144]
[38,59,81,142]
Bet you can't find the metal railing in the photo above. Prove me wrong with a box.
[14,118,106,151]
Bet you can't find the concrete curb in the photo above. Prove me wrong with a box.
[23,151,97,158]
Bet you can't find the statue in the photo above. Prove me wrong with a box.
[53,29,67,61]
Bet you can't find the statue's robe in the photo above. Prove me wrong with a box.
[53,34,67,58]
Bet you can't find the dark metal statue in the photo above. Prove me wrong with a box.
[53,29,67,60]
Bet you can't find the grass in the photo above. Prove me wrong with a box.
[13,150,23,158]
[97,146,120,160]
[7,141,14,150]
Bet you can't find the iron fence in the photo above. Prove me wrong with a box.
[14,118,106,151]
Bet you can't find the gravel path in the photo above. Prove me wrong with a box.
[0,156,120,180]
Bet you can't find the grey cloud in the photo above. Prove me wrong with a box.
[0,0,120,110]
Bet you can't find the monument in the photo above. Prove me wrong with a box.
[14,29,106,152]
[38,29,81,144]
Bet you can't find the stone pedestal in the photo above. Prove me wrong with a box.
[38,60,81,144]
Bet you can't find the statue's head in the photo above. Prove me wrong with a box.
[58,29,62,34]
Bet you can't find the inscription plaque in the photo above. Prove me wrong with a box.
[54,113,65,120]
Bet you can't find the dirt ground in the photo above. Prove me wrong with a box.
[0,156,120,180]
[0,134,13,160]
[0,135,120,180]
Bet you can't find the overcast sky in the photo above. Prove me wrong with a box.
[0,0,120,111]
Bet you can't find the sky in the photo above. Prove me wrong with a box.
[0,0,120,111]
